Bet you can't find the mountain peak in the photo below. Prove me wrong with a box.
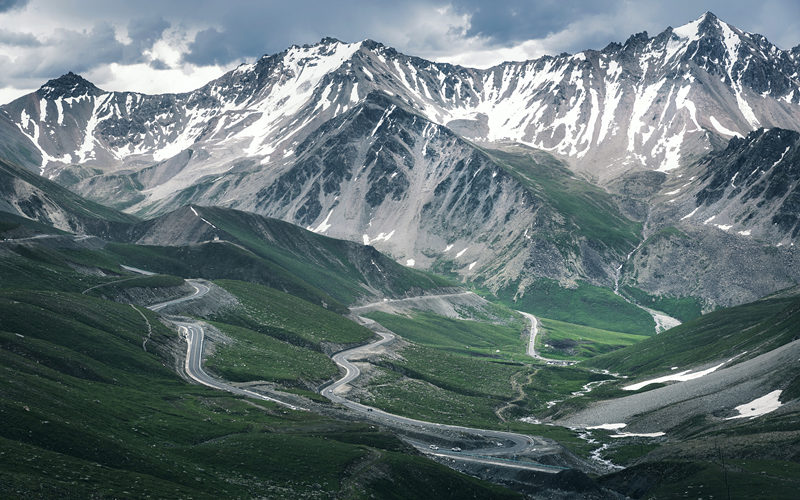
[700,10,718,22]
[38,72,102,100]
[673,10,727,40]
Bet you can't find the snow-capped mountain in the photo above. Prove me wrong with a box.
[651,127,800,244]
[5,12,800,185]
[2,11,800,305]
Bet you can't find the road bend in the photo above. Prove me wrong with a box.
[517,311,576,367]
[144,277,307,411]
[321,315,564,472]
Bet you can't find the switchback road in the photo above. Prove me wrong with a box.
[144,278,306,411]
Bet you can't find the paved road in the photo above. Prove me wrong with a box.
[149,280,210,312]
[143,277,306,411]
[321,316,563,471]
[404,438,569,473]
[146,282,569,471]
[517,311,576,366]
[173,318,307,411]
[1,233,94,243]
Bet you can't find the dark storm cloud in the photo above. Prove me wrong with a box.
[181,1,445,65]
[127,16,170,49]
[172,0,800,66]
[0,28,40,46]
[2,16,171,82]
[19,23,125,77]
[0,0,27,12]
[451,0,610,43]
[447,0,800,52]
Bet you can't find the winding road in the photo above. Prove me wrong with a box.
[142,278,570,473]
[143,277,307,411]
[517,311,576,366]
[321,316,565,473]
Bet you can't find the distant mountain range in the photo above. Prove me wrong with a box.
[2,11,800,310]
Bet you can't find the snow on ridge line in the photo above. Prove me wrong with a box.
[622,362,725,391]
[681,206,700,220]
[363,230,395,245]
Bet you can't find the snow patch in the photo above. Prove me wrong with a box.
[308,209,334,234]
[623,363,725,391]
[709,115,741,137]
[681,206,700,220]
[363,230,396,244]
[610,432,665,438]
[725,390,782,420]
[455,247,468,258]
[189,206,217,229]
[468,261,477,270]
[406,258,415,267]
[587,423,627,431]
[444,244,454,252]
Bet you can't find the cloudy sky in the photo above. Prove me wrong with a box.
[1,0,798,104]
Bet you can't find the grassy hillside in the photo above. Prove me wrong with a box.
[104,240,352,313]
[0,158,138,232]
[0,287,516,498]
[584,293,800,376]
[126,205,454,308]
[483,145,642,254]
[494,278,656,335]
[537,318,648,361]
[620,285,704,322]
[363,310,527,356]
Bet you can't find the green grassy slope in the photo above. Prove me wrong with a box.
[124,205,453,308]
[537,318,648,361]
[213,279,373,347]
[493,278,656,335]
[620,285,704,322]
[482,146,642,254]
[584,293,800,376]
[197,206,453,300]
[363,310,527,356]
[0,289,517,498]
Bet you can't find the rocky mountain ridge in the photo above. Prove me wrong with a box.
[5,12,800,186]
[1,12,800,307]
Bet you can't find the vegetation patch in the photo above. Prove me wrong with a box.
[537,318,648,361]
[212,279,373,347]
[494,278,656,335]
[363,310,527,356]
[584,294,800,376]
[620,285,704,322]
[205,321,338,385]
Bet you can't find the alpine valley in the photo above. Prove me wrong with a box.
[1,11,800,499]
